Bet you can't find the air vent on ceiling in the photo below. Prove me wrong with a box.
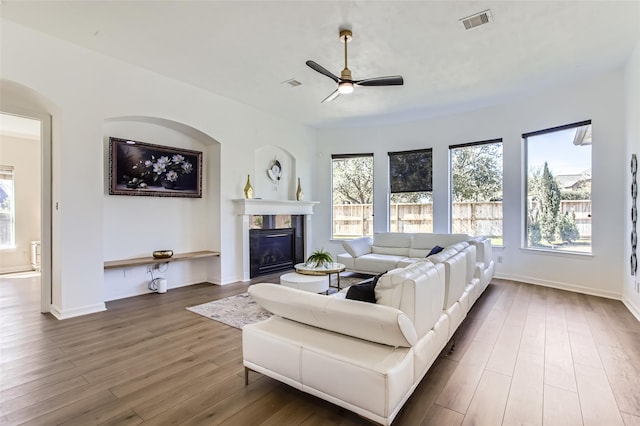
[281,78,302,88]
[460,9,492,30]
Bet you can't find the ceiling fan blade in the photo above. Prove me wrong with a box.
[354,76,404,87]
[306,60,340,83]
[321,89,341,103]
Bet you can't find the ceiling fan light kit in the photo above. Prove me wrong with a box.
[338,82,354,94]
[306,28,403,103]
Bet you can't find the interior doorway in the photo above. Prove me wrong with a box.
[0,110,52,313]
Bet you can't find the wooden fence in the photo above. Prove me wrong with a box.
[333,201,592,239]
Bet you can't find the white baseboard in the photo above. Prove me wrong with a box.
[49,302,106,320]
[494,272,621,300]
[622,297,640,322]
[0,265,35,274]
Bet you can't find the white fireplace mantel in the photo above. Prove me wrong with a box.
[232,199,319,281]
[232,199,319,216]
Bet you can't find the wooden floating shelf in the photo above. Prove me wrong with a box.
[104,250,220,270]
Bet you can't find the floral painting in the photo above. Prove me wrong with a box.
[109,137,202,198]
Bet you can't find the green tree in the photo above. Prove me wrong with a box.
[451,144,502,202]
[332,157,373,204]
[539,162,561,244]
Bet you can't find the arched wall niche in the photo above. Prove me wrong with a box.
[253,145,298,201]
[103,116,221,146]
[102,115,222,300]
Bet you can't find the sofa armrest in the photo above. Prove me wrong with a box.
[249,283,417,347]
[342,237,373,258]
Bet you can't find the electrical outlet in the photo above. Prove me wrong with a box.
[497,256,503,263]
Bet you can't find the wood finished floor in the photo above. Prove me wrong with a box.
[1,272,640,426]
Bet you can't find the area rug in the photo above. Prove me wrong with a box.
[186,274,373,329]
[186,293,272,329]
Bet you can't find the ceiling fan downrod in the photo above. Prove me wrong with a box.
[339,29,353,92]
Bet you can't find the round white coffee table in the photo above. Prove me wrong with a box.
[280,272,330,294]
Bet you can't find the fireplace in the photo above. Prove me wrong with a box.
[249,215,304,278]
[233,199,318,282]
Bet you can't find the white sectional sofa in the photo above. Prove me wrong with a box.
[242,235,494,425]
[338,232,494,297]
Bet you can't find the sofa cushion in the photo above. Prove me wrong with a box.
[410,233,438,250]
[373,232,413,248]
[355,253,407,274]
[408,248,430,258]
[396,257,424,268]
[446,241,469,253]
[372,245,411,256]
[371,232,412,257]
[470,237,492,267]
[374,262,434,311]
[433,233,471,247]
[410,233,468,250]
[441,251,469,311]
[373,267,407,309]
[342,237,372,258]
[427,248,458,264]
[336,253,356,269]
[249,283,417,347]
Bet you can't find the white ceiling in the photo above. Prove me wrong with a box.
[2,1,639,128]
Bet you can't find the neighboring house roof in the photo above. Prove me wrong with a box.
[556,169,591,190]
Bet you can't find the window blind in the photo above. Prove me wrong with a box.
[388,149,432,193]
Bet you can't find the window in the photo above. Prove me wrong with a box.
[524,121,592,253]
[0,165,15,249]
[331,154,373,239]
[450,139,503,245]
[388,149,433,232]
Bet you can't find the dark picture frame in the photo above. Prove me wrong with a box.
[109,137,203,198]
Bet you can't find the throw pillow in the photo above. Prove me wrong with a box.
[427,245,444,257]
[345,272,384,303]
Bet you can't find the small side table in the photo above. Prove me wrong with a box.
[294,262,346,290]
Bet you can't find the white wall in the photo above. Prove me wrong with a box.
[0,134,41,273]
[315,69,627,299]
[1,19,316,318]
[624,40,640,319]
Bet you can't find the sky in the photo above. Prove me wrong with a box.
[527,127,591,176]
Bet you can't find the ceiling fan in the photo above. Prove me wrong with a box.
[306,29,404,103]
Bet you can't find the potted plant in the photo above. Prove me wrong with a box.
[305,248,334,269]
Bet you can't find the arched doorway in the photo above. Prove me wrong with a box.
[1,81,55,313]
